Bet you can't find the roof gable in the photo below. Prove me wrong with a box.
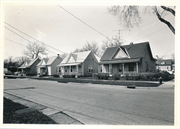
[100,47,118,61]
[100,42,153,61]
[113,47,130,59]
[60,50,97,64]
[41,59,47,65]
[68,55,76,63]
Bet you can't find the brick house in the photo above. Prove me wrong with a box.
[57,50,99,77]
[100,42,156,75]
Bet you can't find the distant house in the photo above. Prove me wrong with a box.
[18,57,41,75]
[57,50,99,77]
[100,42,156,75]
[37,54,62,76]
[156,59,173,71]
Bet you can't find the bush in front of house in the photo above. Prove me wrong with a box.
[63,75,76,78]
[52,74,59,77]
[92,73,98,78]
[97,73,109,80]
[113,73,121,80]
[94,71,172,81]
[159,71,170,81]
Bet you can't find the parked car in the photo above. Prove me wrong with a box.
[14,71,20,75]
[167,70,174,74]
[4,69,12,75]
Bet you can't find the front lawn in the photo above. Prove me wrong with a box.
[58,78,161,87]
[3,98,57,124]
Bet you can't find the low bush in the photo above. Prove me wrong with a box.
[63,75,76,78]
[26,73,36,76]
[113,73,121,80]
[94,71,172,81]
[52,74,59,77]
[97,73,109,80]
[92,73,98,78]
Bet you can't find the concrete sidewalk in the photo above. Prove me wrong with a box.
[136,79,174,89]
[4,93,83,124]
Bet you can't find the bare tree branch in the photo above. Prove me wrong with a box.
[108,6,175,34]
[161,6,175,16]
[154,7,175,34]
[23,42,48,59]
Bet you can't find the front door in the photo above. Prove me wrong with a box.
[118,64,123,74]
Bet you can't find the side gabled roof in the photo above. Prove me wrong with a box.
[157,59,172,65]
[46,56,58,65]
[100,42,154,61]
[19,58,38,68]
[60,50,91,64]
[37,56,61,66]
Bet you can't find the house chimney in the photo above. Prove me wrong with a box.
[130,42,133,45]
[57,54,60,58]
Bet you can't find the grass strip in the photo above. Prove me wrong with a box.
[3,98,57,124]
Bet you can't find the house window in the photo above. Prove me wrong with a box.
[129,63,134,71]
[119,64,122,72]
[88,65,93,73]
[100,65,102,72]
[59,67,61,73]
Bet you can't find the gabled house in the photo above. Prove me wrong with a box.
[18,57,41,75]
[57,50,99,77]
[37,54,62,76]
[156,59,173,71]
[100,42,156,75]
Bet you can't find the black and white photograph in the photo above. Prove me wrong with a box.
[1,0,179,128]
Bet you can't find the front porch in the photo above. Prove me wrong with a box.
[101,62,139,75]
[57,63,84,76]
[18,67,30,75]
[37,66,48,76]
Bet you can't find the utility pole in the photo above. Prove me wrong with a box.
[113,29,124,45]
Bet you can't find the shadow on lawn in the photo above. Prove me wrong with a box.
[3,98,57,124]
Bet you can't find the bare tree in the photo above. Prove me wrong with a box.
[73,41,100,56]
[101,36,123,52]
[108,6,175,34]
[23,42,48,59]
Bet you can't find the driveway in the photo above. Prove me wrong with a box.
[3,79,174,125]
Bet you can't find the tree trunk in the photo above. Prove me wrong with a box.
[154,7,175,34]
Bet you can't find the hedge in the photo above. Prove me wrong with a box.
[93,71,172,81]
[63,75,76,78]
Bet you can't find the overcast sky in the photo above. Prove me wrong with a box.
[3,2,175,60]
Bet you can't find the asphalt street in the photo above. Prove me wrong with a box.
[3,78,174,125]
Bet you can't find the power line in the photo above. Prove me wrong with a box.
[134,24,174,42]
[4,38,26,47]
[159,47,174,57]
[5,22,68,55]
[4,25,86,60]
[57,5,110,40]
[4,31,57,55]
[4,22,86,60]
